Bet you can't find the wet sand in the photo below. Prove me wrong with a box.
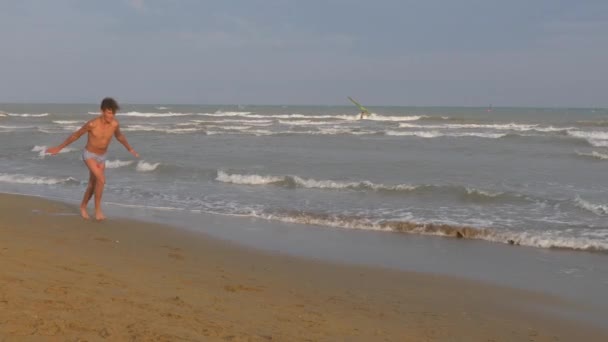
[1,193,606,341]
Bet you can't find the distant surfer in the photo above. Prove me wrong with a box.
[47,98,139,220]
[348,96,370,119]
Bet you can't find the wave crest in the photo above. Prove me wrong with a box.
[234,209,608,252]
[0,173,79,185]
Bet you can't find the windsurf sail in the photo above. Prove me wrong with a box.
[348,96,370,115]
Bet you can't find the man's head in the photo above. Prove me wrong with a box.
[100,97,119,123]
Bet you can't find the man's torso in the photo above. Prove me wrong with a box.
[85,117,118,154]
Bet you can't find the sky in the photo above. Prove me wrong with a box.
[0,0,607,107]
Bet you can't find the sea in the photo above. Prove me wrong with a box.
[1,103,607,325]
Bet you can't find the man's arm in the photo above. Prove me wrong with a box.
[46,121,91,155]
[114,124,139,158]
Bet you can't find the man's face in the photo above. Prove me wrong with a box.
[101,108,115,123]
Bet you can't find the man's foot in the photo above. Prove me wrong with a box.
[80,206,90,220]
[95,211,106,221]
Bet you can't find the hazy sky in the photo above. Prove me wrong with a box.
[1,0,607,106]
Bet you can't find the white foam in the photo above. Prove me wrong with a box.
[386,130,443,138]
[136,160,160,172]
[106,201,184,211]
[216,171,418,191]
[216,170,283,185]
[165,128,201,134]
[465,188,504,197]
[505,230,608,251]
[574,196,608,216]
[278,120,339,126]
[575,150,608,160]
[53,120,84,124]
[203,125,252,130]
[291,176,417,191]
[199,112,358,120]
[567,130,608,146]
[365,114,426,122]
[88,111,192,117]
[191,119,273,125]
[0,173,77,185]
[198,111,252,117]
[31,145,76,157]
[105,160,134,169]
[122,125,161,132]
[227,210,608,252]
[386,131,506,138]
[121,125,202,134]
[8,113,48,117]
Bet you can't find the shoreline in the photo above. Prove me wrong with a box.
[1,192,607,340]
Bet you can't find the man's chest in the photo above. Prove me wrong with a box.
[90,126,116,140]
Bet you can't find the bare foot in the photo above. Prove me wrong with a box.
[95,211,106,221]
[80,207,90,220]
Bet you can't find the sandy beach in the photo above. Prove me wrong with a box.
[0,193,606,341]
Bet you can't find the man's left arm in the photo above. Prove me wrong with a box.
[114,124,139,158]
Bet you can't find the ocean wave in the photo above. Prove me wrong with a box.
[203,125,252,130]
[136,160,160,172]
[229,209,608,252]
[121,125,204,134]
[575,150,608,160]
[7,113,49,117]
[566,130,608,147]
[88,111,192,117]
[215,171,515,201]
[0,125,36,131]
[53,120,85,125]
[31,145,77,157]
[199,112,358,120]
[196,111,252,117]
[574,196,608,216]
[385,131,506,138]
[0,173,79,186]
[105,159,134,169]
[278,120,339,126]
[191,119,273,125]
[398,122,569,132]
[364,114,426,122]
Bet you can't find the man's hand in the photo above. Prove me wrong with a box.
[129,149,140,158]
[46,146,62,155]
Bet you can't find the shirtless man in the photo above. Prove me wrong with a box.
[47,98,139,220]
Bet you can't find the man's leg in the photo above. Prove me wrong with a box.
[80,170,96,219]
[84,158,106,220]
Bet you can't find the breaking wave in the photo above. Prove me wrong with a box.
[105,160,134,169]
[0,173,79,185]
[230,209,608,252]
[31,145,77,157]
[136,160,160,172]
[575,150,608,160]
[215,171,516,201]
[8,113,49,117]
[574,196,608,216]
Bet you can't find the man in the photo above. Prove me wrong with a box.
[47,97,139,220]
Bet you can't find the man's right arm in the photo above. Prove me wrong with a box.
[47,121,92,155]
